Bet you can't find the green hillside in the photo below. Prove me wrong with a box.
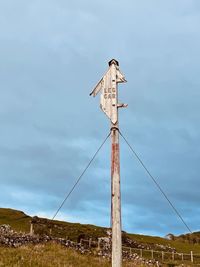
[0,208,107,240]
[127,233,200,254]
[0,207,200,255]
[0,208,31,233]
[176,231,200,245]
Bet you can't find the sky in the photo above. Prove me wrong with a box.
[0,0,200,237]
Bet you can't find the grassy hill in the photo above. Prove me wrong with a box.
[127,232,200,254]
[0,208,31,233]
[0,208,107,240]
[176,231,200,245]
[0,207,200,256]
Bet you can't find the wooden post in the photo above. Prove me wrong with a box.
[191,251,193,263]
[140,249,143,258]
[129,247,132,255]
[151,250,154,259]
[162,251,164,261]
[89,238,92,248]
[30,222,34,236]
[172,251,174,261]
[181,253,184,261]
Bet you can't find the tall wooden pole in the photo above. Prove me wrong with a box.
[110,60,122,267]
[111,125,122,267]
[90,59,127,267]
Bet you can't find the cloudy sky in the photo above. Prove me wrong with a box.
[1,0,200,237]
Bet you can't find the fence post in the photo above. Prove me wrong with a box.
[162,251,164,261]
[172,251,174,261]
[140,249,143,258]
[129,247,132,255]
[30,222,34,236]
[151,250,154,259]
[181,253,183,261]
[97,239,100,250]
[89,238,92,248]
[191,251,193,263]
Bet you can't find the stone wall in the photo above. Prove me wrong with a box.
[0,224,161,266]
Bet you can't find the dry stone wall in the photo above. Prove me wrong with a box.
[0,224,162,266]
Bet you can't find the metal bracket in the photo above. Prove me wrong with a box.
[110,126,119,132]
[117,103,128,108]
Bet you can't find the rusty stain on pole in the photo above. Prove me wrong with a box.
[90,59,127,267]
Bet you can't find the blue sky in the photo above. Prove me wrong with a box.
[0,0,200,236]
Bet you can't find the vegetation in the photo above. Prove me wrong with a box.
[0,242,144,267]
[0,208,30,233]
[0,243,198,267]
[176,232,200,245]
[0,208,107,241]
[127,233,200,254]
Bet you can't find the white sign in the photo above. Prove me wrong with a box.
[90,60,126,124]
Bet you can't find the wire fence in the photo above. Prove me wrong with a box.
[122,246,200,263]
[80,238,200,264]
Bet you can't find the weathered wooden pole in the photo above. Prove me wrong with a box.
[90,59,127,267]
[111,123,122,266]
[110,60,122,267]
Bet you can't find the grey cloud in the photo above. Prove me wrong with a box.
[0,0,200,236]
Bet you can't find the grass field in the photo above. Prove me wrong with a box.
[0,243,199,267]
[0,243,143,267]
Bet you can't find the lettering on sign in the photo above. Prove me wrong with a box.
[104,88,112,93]
[104,87,116,99]
[104,94,116,99]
